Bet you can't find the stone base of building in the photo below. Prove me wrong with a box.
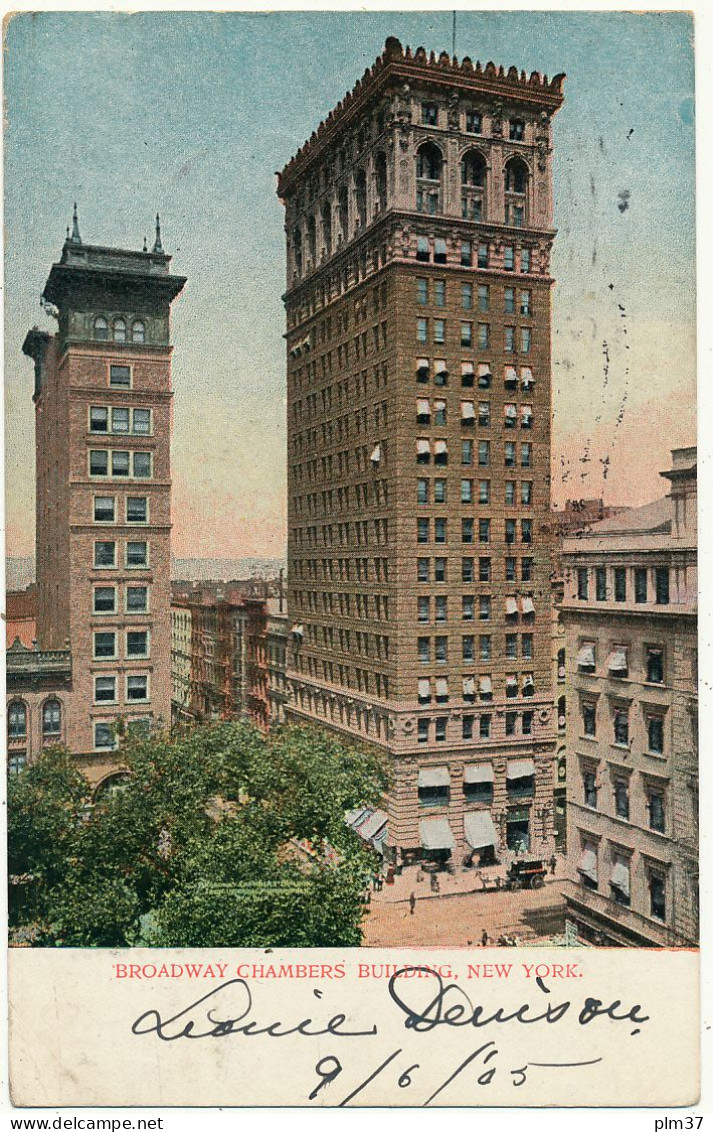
[562,880,697,949]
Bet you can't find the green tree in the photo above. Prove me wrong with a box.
[8,723,388,948]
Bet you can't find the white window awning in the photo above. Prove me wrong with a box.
[506,596,519,616]
[418,766,450,788]
[463,676,476,696]
[578,845,598,882]
[417,439,431,455]
[521,406,533,420]
[507,758,535,779]
[610,860,630,897]
[417,399,430,415]
[435,677,448,697]
[464,763,494,784]
[464,811,498,849]
[302,335,312,351]
[506,674,518,689]
[420,817,455,851]
[418,678,431,698]
[359,809,388,841]
[435,359,448,376]
[461,401,476,419]
[522,675,535,689]
[521,596,535,615]
[521,367,534,386]
[505,404,517,418]
[461,361,475,375]
[479,675,492,695]
[370,444,381,463]
[477,363,492,377]
[434,439,448,455]
[505,366,518,383]
[417,357,430,372]
[291,623,304,637]
[577,644,595,667]
[607,647,628,672]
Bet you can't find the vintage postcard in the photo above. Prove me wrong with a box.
[3,5,704,1114]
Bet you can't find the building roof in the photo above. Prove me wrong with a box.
[561,495,678,555]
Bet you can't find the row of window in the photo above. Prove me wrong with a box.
[582,768,666,827]
[89,406,152,436]
[418,712,536,744]
[416,361,535,389]
[93,318,146,343]
[415,238,532,273]
[419,103,527,142]
[416,403,534,429]
[576,566,670,606]
[417,636,537,667]
[7,699,61,740]
[577,839,667,921]
[416,319,532,352]
[93,584,149,615]
[94,541,150,569]
[418,431,532,467]
[580,701,666,756]
[89,450,153,479]
[418,556,535,582]
[416,620,534,656]
[417,671,535,701]
[417,481,534,509]
[577,642,665,684]
[416,279,532,315]
[92,629,150,661]
[93,673,150,702]
[415,517,535,544]
[419,445,533,476]
[94,718,151,750]
[93,496,149,524]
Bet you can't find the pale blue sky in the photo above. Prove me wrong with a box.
[4,10,695,558]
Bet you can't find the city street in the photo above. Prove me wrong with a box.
[361,867,567,948]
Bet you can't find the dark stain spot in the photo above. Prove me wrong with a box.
[617,189,631,214]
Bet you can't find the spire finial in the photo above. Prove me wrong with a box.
[70,202,81,244]
[152,213,163,254]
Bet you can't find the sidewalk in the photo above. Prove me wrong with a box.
[369,863,563,906]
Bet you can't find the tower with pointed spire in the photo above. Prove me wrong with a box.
[21,208,186,783]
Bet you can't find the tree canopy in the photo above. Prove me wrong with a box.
[8,723,388,948]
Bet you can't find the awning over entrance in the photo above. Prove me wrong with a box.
[506,758,535,779]
[463,763,494,784]
[359,809,388,841]
[420,817,455,851]
[464,811,498,849]
[418,766,450,788]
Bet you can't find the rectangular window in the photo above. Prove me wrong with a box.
[522,711,533,736]
[434,478,447,503]
[94,675,116,704]
[461,479,473,504]
[93,631,116,660]
[133,409,153,436]
[462,558,474,583]
[435,636,448,663]
[434,399,446,425]
[418,596,430,623]
[577,568,589,600]
[94,723,117,750]
[417,718,430,744]
[505,519,516,545]
[646,647,664,684]
[505,712,516,737]
[504,246,515,271]
[422,102,438,125]
[655,568,670,605]
[127,675,149,702]
[478,519,490,544]
[649,873,666,921]
[614,710,629,747]
[435,558,447,582]
[127,630,149,658]
[462,715,474,740]
[647,790,666,833]
[109,364,131,388]
[505,557,516,582]
[477,243,488,268]
[648,716,664,754]
[126,497,148,523]
[521,634,533,659]
[93,586,116,614]
[521,519,532,543]
[417,479,429,504]
[434,319,445,345]
[504,441,516,468]
[505,481,516,506]
[479,715,491,739]
[462,596,474,621]
[478,557,491,582]
[583,770,598,809]
[478,323,489,349]
[90,450,109,477]
[596,566,607,601]
[480,635,492,662]
[521,249,531,273]
[477,440,490,467]
[435,596,447,623]
[418,637,430,664]
[462,518,474,543]
[614,567,627,602]
[462,282,473,310]
[133,452,152,478]
[112,407,130,434]
[479,596,491,621]
[417,518,430,543]
[509,119,525,141]
[461,241,472,267]
[90,406,109,433]
[477,284,489,312]
[435,717,447,742]
[583,703,596,737]
[418,558,430,582]
[505,633,517,660]
[635,568,648,603]
[466,109,482,134]
[126,586,149,613]
[417,238,430,263]
[417,318,428,343]
[112,451,130,477]
[462,439,473,466]
[504,287,515,314]
[94,496,115,523]
[434,518,447,544]
[478,480,490,504]
[521,443,532,468]
[521,328,531,354]
[521,481,532,505]
[614,778,630,820]
[434,239,447,265]
[417,278,428,305]
[434,280,446,307]
[461,321,472,347]
[126,541,148,568]
[505,326,515,352]
[462,636,475,662]
[478,402,490,427]
[520,290,532,316]
[94,541,116,568]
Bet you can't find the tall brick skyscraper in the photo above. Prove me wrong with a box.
[278,39,564,866]
[22,211,185,775]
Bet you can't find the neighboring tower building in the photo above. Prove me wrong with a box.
[22,210,185,781]
[277,40,565,866]
[560,447,698,946]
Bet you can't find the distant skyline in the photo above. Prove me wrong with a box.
[4,10,695,559]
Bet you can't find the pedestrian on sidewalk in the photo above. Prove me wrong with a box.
[549,853,557,876]
[481,929,489,947]
[409,892,416,915]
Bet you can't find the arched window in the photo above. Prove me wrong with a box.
[505,157,528,195]
[338,186,349,239]
[8,701,27,740]
[375,153,387,213]
[42,699,62,737]
[292,227,302,276]
[461,150,486,188]
[321,202,332,256]
[416,141,442,182]
[94,773,131,803]
[557,647,566,680]
[355,169,367,228]
[93,316,109,341]
[113,318,127,343]
[558,695,566,731]
[131,320,145,344]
